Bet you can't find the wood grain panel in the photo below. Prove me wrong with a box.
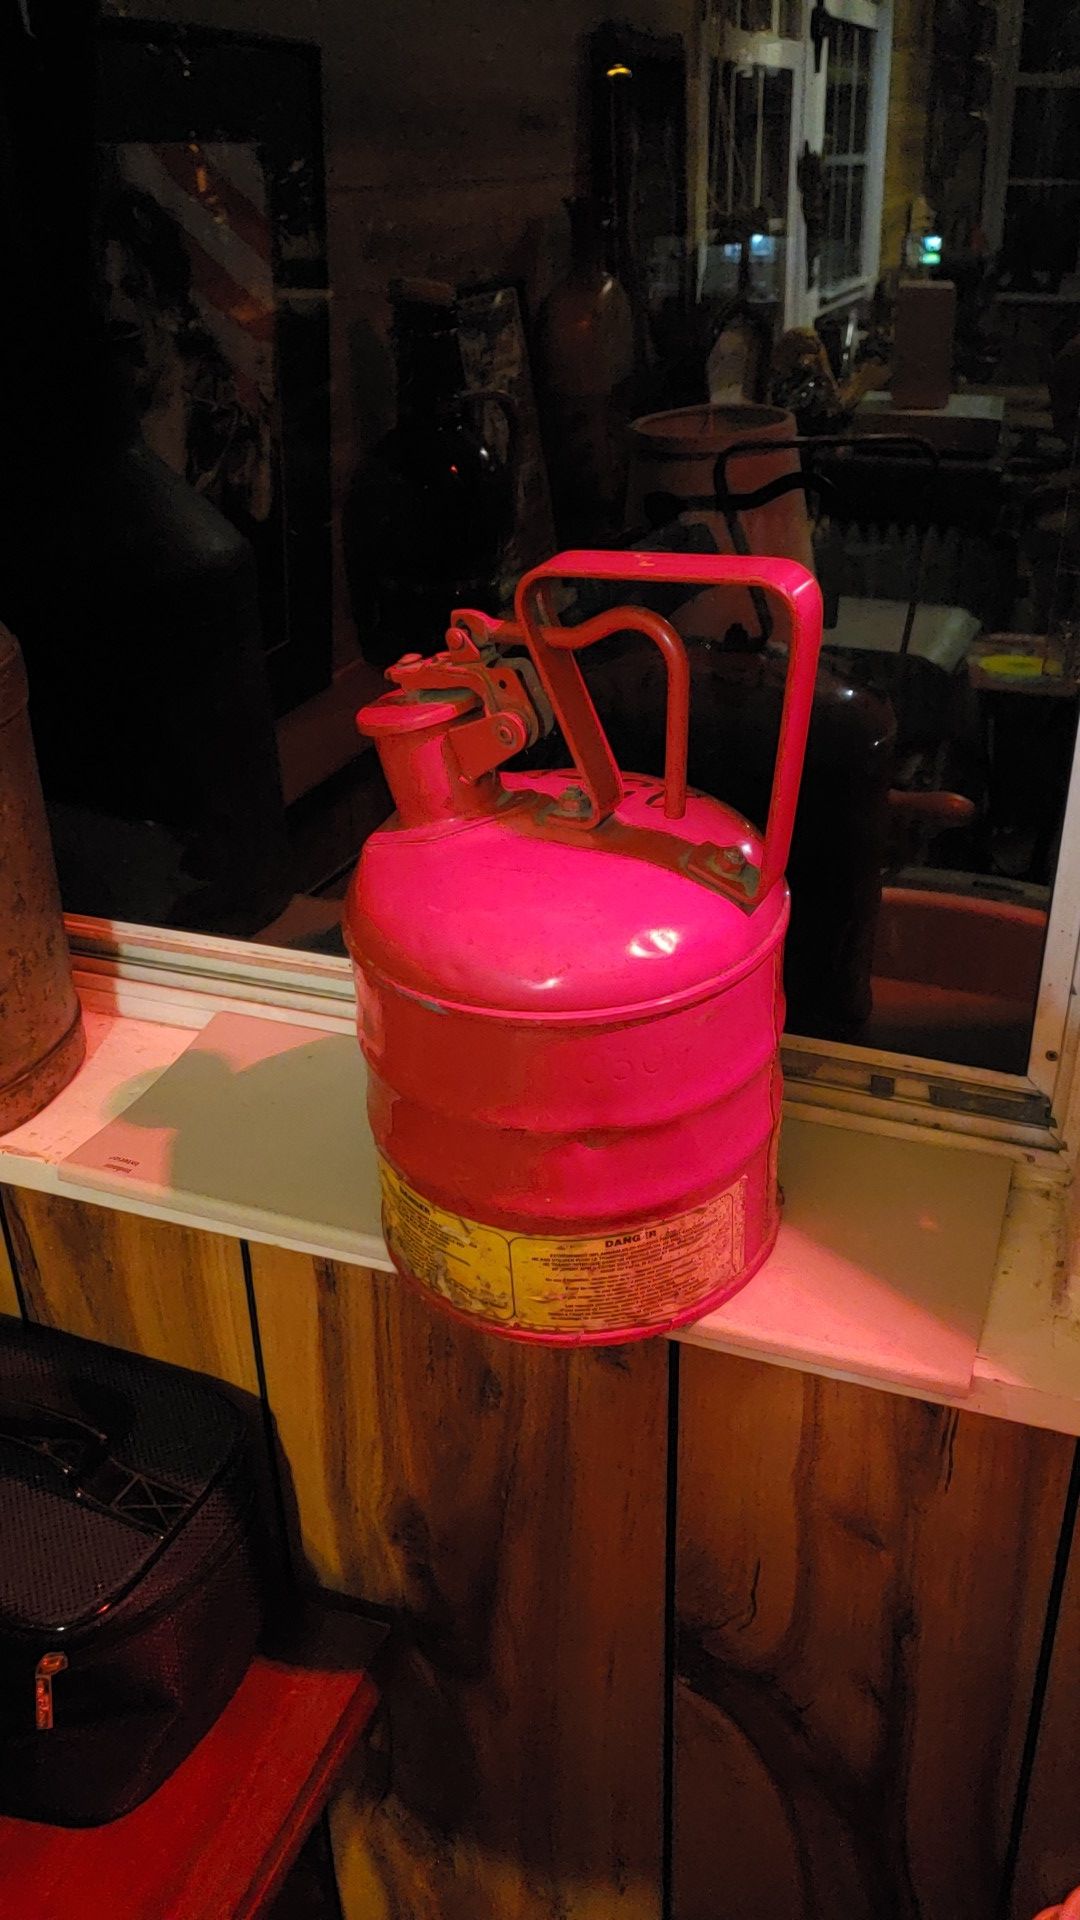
[249,1246,668,1920]
[1011,1459,1080,1920]
[673,1347,1074,1920]
[1,1186,258,1393]
[0,1196,21,1318]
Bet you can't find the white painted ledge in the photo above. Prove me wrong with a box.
[1,989,1078,1436]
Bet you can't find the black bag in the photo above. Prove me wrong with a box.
[0,1317,263,1825]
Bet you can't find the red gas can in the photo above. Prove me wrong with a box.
[346,550,822,1343]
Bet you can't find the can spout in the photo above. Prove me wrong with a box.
[358,686,503,828]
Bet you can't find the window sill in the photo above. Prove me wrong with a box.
[2,974,1078,1437]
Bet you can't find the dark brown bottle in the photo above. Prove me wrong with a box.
[536,199,635,543]
[0,0,290,938]
[344,286,517,667]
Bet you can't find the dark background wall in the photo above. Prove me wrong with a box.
[103,0,693,666]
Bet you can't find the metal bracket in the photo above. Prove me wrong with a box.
[449,708,531,782]
[683,840,762,909]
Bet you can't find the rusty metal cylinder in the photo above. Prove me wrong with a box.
[0,626,85,1131]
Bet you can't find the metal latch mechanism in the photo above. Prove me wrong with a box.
[384,604,765,906]
[387,612,552,785]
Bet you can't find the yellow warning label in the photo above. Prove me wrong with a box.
[379,1156,747,1334]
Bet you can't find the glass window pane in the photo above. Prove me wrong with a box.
[1021,0,1080,72]
[1001,183,1080,285]
[818,161,866,289]
[845,162,865,277]
[852,75,870,152]
[758,68,793,221]
[834,76,853,152]
[805,389,1079,1071]
[824,71,839,150]
[825,23,871,161]
[821,164,844,286]
[1010,86,1080,180]
[711,61,792,230]
[12,0,1080,1096]
[739,0,772,32]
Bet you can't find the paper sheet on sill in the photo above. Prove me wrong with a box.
[59,1012,384,1262]
[59,1011,1010,1395]
[694,1122,1011,1396]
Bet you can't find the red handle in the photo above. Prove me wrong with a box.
[514,549,823,901]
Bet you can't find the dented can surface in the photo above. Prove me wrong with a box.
[346,550,822,1344]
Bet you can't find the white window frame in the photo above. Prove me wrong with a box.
[693,0,892,330]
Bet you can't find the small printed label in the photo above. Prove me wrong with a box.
[379,1157,746,1334]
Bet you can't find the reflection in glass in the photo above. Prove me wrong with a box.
[739,0,773,33]
[712,62,794,234]
[1009,86,1080,180]
[4,0,1080,1094]
[821,22,871,293]
[1002,185,1080,290]
[1020,0,1080,73]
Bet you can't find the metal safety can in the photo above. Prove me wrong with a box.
[346,550,822,1343]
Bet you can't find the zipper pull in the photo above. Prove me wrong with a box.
[35,1652,68,1730]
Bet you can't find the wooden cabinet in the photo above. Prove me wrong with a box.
[2,1184,1078,1920]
